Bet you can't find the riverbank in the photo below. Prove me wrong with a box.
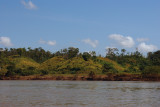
[1,74,160,81]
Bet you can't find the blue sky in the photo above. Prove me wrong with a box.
[0,0,160,55]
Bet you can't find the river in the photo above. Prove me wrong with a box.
[0,81,160,107]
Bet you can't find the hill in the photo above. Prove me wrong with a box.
[39,56,102,75]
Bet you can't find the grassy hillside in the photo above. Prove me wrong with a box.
[39,56,102,75]
[1,47,160,78]
[12,57,40,69]
[98,57,125,72]
[4,56,40,76]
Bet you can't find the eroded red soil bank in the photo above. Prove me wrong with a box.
[1,74,160,81]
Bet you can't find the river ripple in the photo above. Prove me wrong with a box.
[0,81,160,107]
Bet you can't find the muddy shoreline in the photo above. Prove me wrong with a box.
[1,74,160,81]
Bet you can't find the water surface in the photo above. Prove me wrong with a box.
[0,81,160,107]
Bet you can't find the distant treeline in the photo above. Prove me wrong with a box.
[0,47,160,78]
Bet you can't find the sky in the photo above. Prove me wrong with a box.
[0,0,160,55]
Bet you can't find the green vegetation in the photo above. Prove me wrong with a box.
[0,47,160,79]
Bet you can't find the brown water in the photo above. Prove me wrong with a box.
[0,81,160,107]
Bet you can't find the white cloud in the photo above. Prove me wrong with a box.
[39,39,56,46]
[0,37,13,47]
[138,42,158,52]
[21,0,37,10]
[137,38,149,42]
[82,39,98,48]
[47,41,56,46]
[109,34,135,48]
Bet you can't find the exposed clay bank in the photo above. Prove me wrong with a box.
[1,74,160,81]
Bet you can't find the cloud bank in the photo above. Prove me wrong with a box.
[21,0,37,10]
[109,34,135,48]
[39,39,56,46]
[0,37,13,47]
[138,42,157,52]
[82,39,98,48]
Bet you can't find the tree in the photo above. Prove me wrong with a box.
[67,47,79,59]
[82,52,91,61]
[121,49,126,56]
[102,63,116,74]
[148,50,160,65]
[89,51,96,56]
[106,48,118,58]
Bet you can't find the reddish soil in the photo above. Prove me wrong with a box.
[1,74,160,81]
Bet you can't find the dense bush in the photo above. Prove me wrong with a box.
[142,66,160,75]
[102,62,118,74]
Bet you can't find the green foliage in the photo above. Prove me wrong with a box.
[1,57,40,76]
[98,57,125,72]
[102,62,118,74]
[82,52,91,61]
[39,56,102,75]
[0,47,160,77]
[5,63,16,77]
[142,66,160,75]
[0,47,53,63]
[148,51,160,65]
[0,68,8,78]
[127,66,140,73]
[67,47,79,59]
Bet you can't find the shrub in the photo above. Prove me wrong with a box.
[0,68,7,78]
[20,70,36,76]
[102,62,117,74]
[39,70,49,75]
[142,66,160,75]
